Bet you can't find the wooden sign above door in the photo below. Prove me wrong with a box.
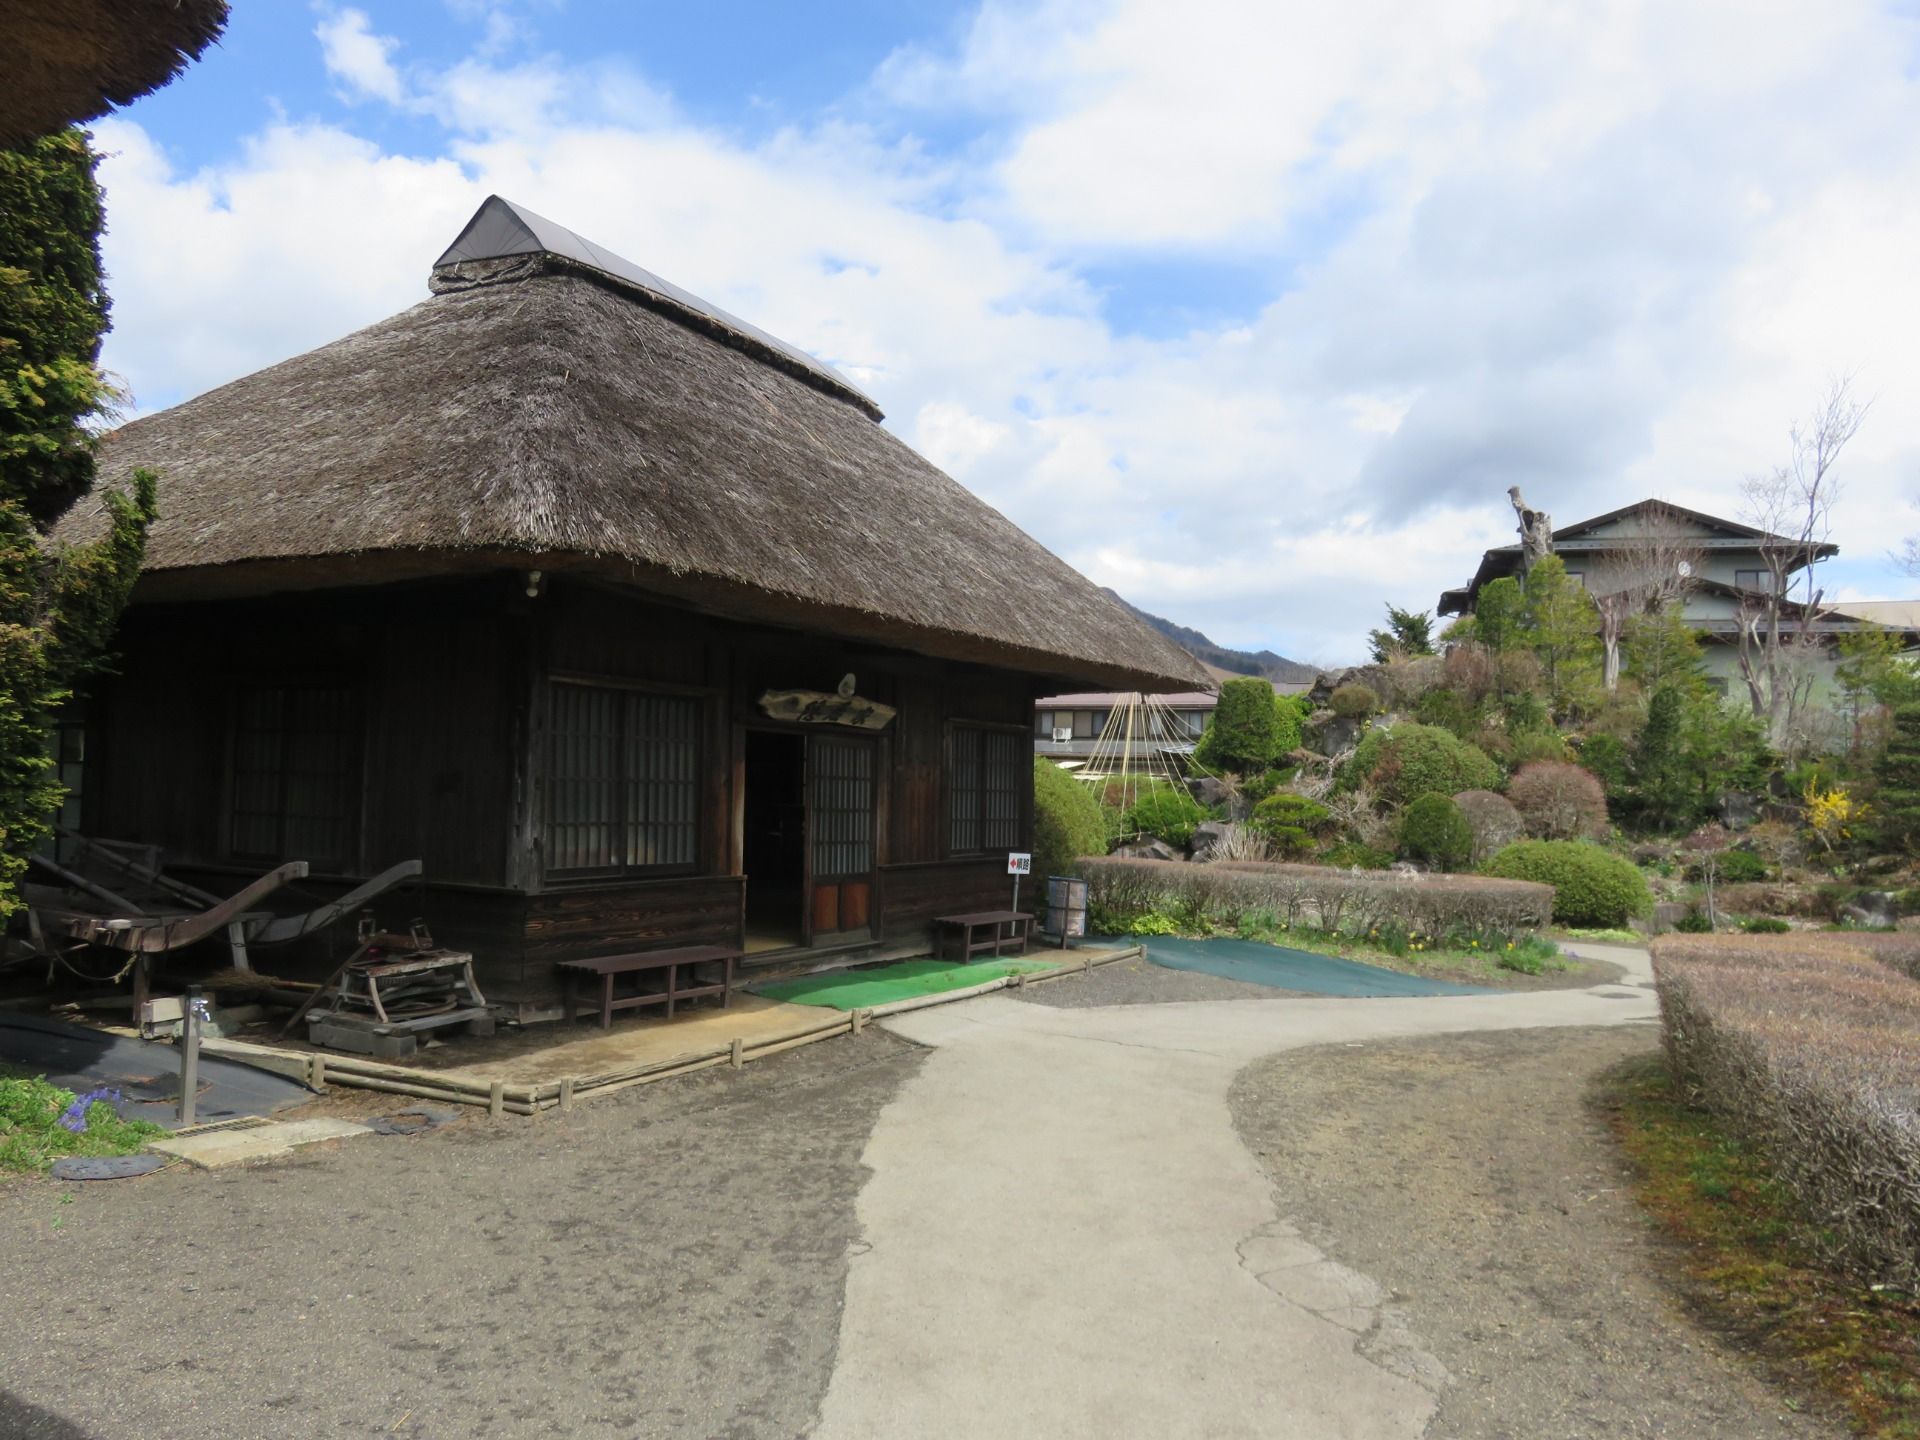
[758,688,897,730]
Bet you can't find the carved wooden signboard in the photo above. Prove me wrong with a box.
[758,688,897,730]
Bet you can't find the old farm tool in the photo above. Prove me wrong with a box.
[38,833,425,970]
[23,855,312,1017]
[288,919,491,1061]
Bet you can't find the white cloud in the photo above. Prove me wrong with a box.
[93,0,1920,663]
[315,8,407,106]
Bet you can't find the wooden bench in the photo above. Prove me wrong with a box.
[557,946,740,1030]
[933,910,1033,963]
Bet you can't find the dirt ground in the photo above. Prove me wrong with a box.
[0,1027,924,1440]
[1229,1025,1845,1439]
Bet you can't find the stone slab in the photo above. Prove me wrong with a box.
[149,1117,370,1169]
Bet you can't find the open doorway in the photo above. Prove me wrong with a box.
[743,730,806,954]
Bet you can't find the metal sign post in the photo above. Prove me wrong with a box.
[1008,851,1032,912]
[178,985,207,1126]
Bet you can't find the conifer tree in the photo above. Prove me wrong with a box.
[1194,676,1281,775]
[0,130,156,914]
[1876,703,1920,854]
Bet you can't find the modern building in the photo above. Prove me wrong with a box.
[53,196,1205,1011]
[1438,499,1919,694]
[1033,690,1218,773]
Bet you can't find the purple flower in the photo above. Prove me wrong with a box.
[57,1086,124,1134]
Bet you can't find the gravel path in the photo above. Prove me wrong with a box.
[0,1028,924,1440]
[1229,1025,1843,1439]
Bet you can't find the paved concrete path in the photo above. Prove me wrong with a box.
[810,944,1658,1439]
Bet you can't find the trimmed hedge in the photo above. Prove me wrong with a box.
[1079,856,1551,943]
[1482,839,1651,927]
[1653,932,1920,1290]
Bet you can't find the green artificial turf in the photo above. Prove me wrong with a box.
[754,957,1056,1010]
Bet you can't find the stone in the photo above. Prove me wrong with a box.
[308,1016,419,1060]
[1840,891,1900,930]
[1302,712,1361,756]
[1113,840,1180,862]
[1189,821,1234,861]
[1188,777,1231,808]
[150,1117,370,1169]
[1717,790,1761,829]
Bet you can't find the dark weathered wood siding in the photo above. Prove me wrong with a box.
[78,574,1038,1010]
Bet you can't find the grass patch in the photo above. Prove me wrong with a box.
[1555,926,1645,945]
[0,1073,167,1176]
[1600,1052,1920,1438]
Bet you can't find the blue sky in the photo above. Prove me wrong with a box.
[88,1,1920,662]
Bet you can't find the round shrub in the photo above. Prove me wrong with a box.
[1124,783,1206,850]
[1453,788,1524,863]
[1482,840,1652,927]
[1507,761,1608,840]
[1033,758,1109,887]
[1346,722,1501,808]
[1716,849,1769,884]
[1250,792,1332,858]
[1329,682,1379,719]
[1398,793,1473,871]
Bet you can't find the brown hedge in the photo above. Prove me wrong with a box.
[1652,931,1920,1290]
[1079,857,1552,939]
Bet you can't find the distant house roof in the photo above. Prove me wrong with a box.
[1438,499,1840,615]
[1830,600,1920,631]
[59,196,1208,693]
[3,0,228,146]
[1036,691,1218,708]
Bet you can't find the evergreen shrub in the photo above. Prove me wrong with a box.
[1398,793,1473,871]
[1194,676,1281,775]
[1249,792,1331,857]
[1329,683,1378,719]
[1124,783,1207,849]
[1482,839,1652,927]
[1032,758,1109,891]
[1346,723,1501,808]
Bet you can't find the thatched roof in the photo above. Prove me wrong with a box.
[64,197,1207,692]
[3,0,228,146]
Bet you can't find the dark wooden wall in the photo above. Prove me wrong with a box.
[80,573,1040,1010]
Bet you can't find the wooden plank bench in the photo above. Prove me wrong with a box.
[557,946,740,1030]
[933,910,1033,963]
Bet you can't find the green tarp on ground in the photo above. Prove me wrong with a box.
[753,958,1057,1010]
[1134,935,1494,997]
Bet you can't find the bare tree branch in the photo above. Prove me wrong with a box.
[1589,502,1703,691]
[1735,376,1868,746]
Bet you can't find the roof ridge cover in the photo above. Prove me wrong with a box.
[432,195,880,418]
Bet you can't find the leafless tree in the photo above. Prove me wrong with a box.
[1588,505,1702,692]
[1734,378,1867,745]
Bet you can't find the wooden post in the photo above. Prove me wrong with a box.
[558,1077,575,1111]
[311,1053,327,1093]
[489,1081,505,1119]
[730,1037,744,1069]
[851,1008,867,1034]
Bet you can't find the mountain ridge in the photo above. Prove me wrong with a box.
[1103,590,1319,684]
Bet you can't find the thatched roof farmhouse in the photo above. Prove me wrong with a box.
[2,0,229,146]
[67,196,1199,694]
[61,197,1201,1009]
